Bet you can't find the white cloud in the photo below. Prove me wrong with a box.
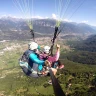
[81,21,96,26]
[0,15,8,19]
[52,13,57,19]
[45,17,49,19]
[63,19,72,22]
[81,20,88,23]
[8,14,12,16]
[32,15,44,19]
[51,14,72,22]
[0,15,20,19]
[13,16,18,18]
[1,15,7,17]
[89,23,96,27]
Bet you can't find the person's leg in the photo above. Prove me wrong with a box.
[50,68,57,76]
[20,63,39,78]
[21,66,32,76]
[57,60,64,69]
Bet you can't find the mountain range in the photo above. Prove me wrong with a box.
[0,16,96,40]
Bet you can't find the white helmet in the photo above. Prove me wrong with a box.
[28,42,38,50]
[44,46,50,53]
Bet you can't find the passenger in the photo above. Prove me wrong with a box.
[39,44,64,69]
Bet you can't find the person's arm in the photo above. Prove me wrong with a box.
[29,53,45,65]
[55,44,60,61]
[54,50,60,61]
[48,44,60,62]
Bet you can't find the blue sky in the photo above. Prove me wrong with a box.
[0,0,96,26]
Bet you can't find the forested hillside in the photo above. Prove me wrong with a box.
[65,35,96,65]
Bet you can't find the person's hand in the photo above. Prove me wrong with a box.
[56,44,60,49]
[45,60,50,67]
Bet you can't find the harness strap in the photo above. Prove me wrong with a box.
[50,26,61,56]
[30,29,35,41]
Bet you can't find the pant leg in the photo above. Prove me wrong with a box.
[20,61,39,78]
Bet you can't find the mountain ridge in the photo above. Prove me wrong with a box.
[0,17,96,40]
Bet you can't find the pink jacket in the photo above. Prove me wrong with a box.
[39,51,60,64]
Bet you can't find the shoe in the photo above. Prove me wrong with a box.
[59,64,64,69]
[48,80,52,85]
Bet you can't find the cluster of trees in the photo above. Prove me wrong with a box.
[0,66,96,96]
[65,51,96,65]
[57,69,96,96]
[65,35,96,65]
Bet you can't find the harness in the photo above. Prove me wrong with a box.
[19,50,39,75]
[20,50,33,62]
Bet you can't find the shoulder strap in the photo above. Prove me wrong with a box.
[20,50,33,62]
